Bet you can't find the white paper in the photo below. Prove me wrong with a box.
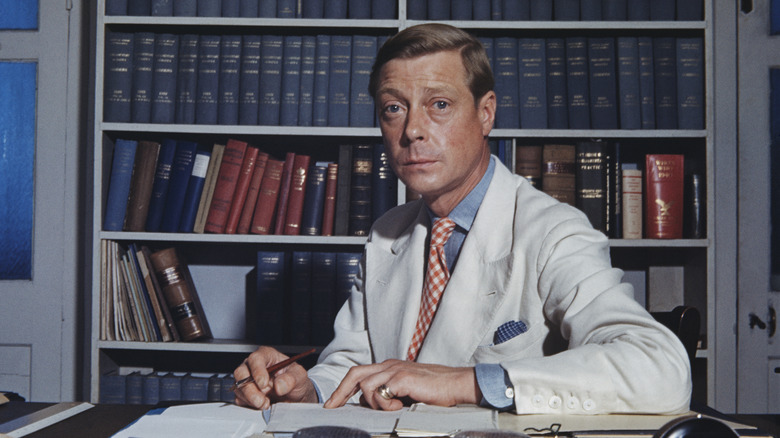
[111,402,265,438]
[395,404,499,437]
[263,403,405,434]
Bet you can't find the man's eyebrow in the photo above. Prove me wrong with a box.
[376,85,457,98]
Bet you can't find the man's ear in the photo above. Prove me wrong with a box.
[478,91,496,136]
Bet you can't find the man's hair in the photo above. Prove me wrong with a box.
[368,23,495,104]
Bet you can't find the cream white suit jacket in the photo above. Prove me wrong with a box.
[308,156,692,415]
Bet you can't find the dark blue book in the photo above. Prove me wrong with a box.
[554,0,579,20]
[240,0,259,15]
[197,0,222,16]
[239,35,261,125]
[280,35,303,126]
[334,144,352,236]
[220,375,235,402]
[649,0,674,20]
[301,164,328,235]
[182,374,209,401]
[175,34,199,124]
[609,142,623,238]
[313,35,330,127]
[311,252,337,346]
[328,35,352,127]
[408,0,427,19]
[298,36,316,126]
[151,0,173,15]
[350,35,376,127]
[195,34,221,125]
[207,374,223,401]
[617,36,641,129]
[104,31,134,123]
[372,0,395,18]
[653,36,677,129]
[126,372,145,404]
[348,143,372,236]
[179,150,211,232]
[575,141,608,232]
[159,140,198,232]
[128,0,151,15]
[145,139,178,231]
[100,371,126,404]
[142,372,160,404]
[348,0,371,18]
[259,0,276,16]
[218,34,242,125]
[256,251,286,344]
[677,0,703,20]
[259,35,283,125]
[676,37,704,130]
[472,0,490,19]
[587,37,618,129]
[428,0,450,19]
[503,0,529,20]
[627,0,649,20]
[130,32,155,124]
[565,36,590,128]
[491,0,503,20]
[529,0,552,19]
[173,0,197,15]
[601,0,626,20]
[325,0,348,17]
[106,0,128,15]
[580,0,601,20]
[335,252,361,307]
[159,372,183,402]
[546,38,568,129]
[637,37,655,129]
[104,139,138,231]
[303,0,324,17]
[151,33,179,124]
[289,251,313,345]
[277,0,296,16]
[518,38,547,128]
[494,37,520,129]
[452,0,473,19]
[372,142,397,221]
[222,0,240,16]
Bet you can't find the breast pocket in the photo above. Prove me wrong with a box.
[472,322,546,363]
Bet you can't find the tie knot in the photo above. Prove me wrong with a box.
[431,217,456,247]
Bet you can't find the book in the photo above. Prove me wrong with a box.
[142,372,160,404]
[204,139,248,233]
[195,34,221,125]
[255,251,286,344]
[372,0,394,17]
[312,35,331,127]
[580,0,601,20]
[289,251,312,345]
[134,246,174,341]
[349,144,373,236]
[104,139,138,231]
[197,0,221,16]
[452,0,473,19]
[328,35,352,127]
[301,163,328,236]
[175,34,199,124]
[621,164,642,239]
[217,34,242,125]
[645,154,684,239]
[100,371,126,404]
[225,146,260,234]
[601,0,626,20]
[348,0,370,18]
[336,252,361,307]
[324,0,348,18]
[193,143,226,233]
[159,372,183,402]
[127,243,163,341]
[130,32,155,123]
[178,150,211,233]
[530,0,552,19]
[128,0,152,17]
[616,37,641,130]
[106,0,128,14]
[545,38,568,129]
[649,0,675,20]
[653,36,678,129]
[124,140,160,232]
[250,158,285,235]
[259,0,276,16]
[685,172,706,239]
[515,145,543,188]
[504,0,529,20]
[239,35,262,125]
[150,33,179,124]
[148,247,212,341]
[126,371,144,404]
[677,0,703,20]
[321,162,339,236]
[298,36,316,126]
[240,0,258,15]
[676,37,705,130]
[283,154,312,235]
[428,0,450,19]
[273,152,297,234]
[627,0,649,20]
[494,37,520,129]
[372,142,397,221]
[588,37,619,129]
[145,138,178,232]
[280,35,303,127]
[141,245,181,341]
[542,144,576,206]
[565,36,590,129]
[637,37,655,129]
[207,374,223,401]
[518,38,547,129]
[334,144,352,235]
[407,0,426,18]
[159,141,199,232]
[181,374,209,401]
[311,252,337,345]
[237,151,270,234]
[173,0,197,15]
[554,0,579,20]
[222,0,240,16]
[277,0,296,17]
[349,35,377,127]
[104,31,134,122]
[259,35,284,126]
[303,0,324,17]
[608,142,623,238]
[575,141,608,233]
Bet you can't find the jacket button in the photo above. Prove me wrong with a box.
[549,395,562,409]
[505,387,515,399]
[566,397,579,409]
[583,399,595,411]
[532,394,544,406]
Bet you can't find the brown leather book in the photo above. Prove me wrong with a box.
[273,152,296,235]
[250,158,285,235]
[320,162,339,236]
[645,154,684,239]
[124,140,161,231]
[203,139,247,233]
[542,144,576,205]
[283,154,312,235]
[236,151,270,234]
[224,146,260,234]
[515,144,542,188]
[193,143,225,234]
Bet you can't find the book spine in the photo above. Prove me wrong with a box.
[311,252,337,345]
[503,0,529,20]
[255,251,286,344]
[677,0,703,20]
[131,32,155,123]
[627,0,649,20]
[348,144,373,236]
[135,246,174,341]
[175,34,199,124]
[653,36,678,129]
[259,35,283,126]
[452,0,473,19]
[518,38,547,129]
[321,162,339,236]
[259,0,276,17]
[617,36,641,130]
[327,35,352,127]
[546,38,568,129]
[566,36,590,129]
[239,35,261,125]
[371,142,397,221]
[197,0,222,16]
[685,172,706,239]
[225,146,260,234]
[140,245,181,340]
[298,35,316,127]
[300,164,328,236]
[494,37,520,129]
[349,35,377,127]
[289,251,313,345]
[283,154,312,235]
[580,0,602,20]
[126,372,144,404]
[428,0,450,19]
[637,37,655,129]
[142,372,160,404]
[150,33,179,124]
[372,0,394,17]
[124,140,161,232]
[237,151,270,234]
[649,0,675,20]
[104,31,134,122]
[178,150,211,233]
[676,37,705,130]
[334,143,352,235]
[587,37,619,130]
[529,0,552,19]
[128,0,152,15]
[280,35,303,126]
[250,158,285,234]
[193,143,225,233]
[312,35,331,127]
[277,0,296,17]
[348,0,370,17]
[609,142,623,238]
[218,34,242,125]
[303,0,324,17]
[104,139,138,231]
[645,154,684,239]
[622,165,643,239]
[106,0,128,15]
[100,371,127,404]
[204,139,248,233]
[173,0,197,15]
[208,374,222,401]
[515,145,543,188]
[240,0,259,16]
[222,0,240,16]
[273,152,297,235]
[159,141,199,232]
[601,0,626,20]
[324,0,347,17]
[144,138,178,232]
[575,141,608,233]
[554,0,580,20]
[195,34,221,125]
[408,0,427,19]
[542,144,576,205]
[159,373,182,401]
[181,374,209,401]
[335,252,361,307]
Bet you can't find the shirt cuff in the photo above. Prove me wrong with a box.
[474,363,515,411]
[310,378,324,403]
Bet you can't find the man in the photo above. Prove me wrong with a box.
[233,23,691,415]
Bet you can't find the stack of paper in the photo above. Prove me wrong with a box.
[394,404,499,437]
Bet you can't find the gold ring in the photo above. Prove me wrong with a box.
[377,384,395,400]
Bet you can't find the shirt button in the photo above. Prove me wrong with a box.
[505,387,515,399]
[549,395,562,409]
[583,399,595,411]
[532,395,544,406]
[566,397,579,410]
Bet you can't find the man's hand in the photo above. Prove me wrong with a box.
[233,346,318,409]
[323,360,481,411]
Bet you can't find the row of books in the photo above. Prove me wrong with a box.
[100,370,236,404]
[104,32,387,127]
[101,242,212,343]
[485,35,704,130]
[408,0,703,21]
[103,138,398,237]
[106,0,396,19]
[517,143,705,239]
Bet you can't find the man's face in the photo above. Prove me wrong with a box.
[374,50,496,215]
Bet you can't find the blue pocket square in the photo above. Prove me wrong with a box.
[494,320,528,345]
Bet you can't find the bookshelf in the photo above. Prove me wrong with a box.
[88,0,718,406]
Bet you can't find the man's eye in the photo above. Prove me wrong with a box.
[434,101,448,110]
[385,104,400,113]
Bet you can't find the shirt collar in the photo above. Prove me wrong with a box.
[427,156,495,231]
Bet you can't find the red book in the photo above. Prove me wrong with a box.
[204,139,248,233]
[224,146,260,234]
[321,162,339,236]
[250,158,285,235]
[645,154,684,239]
[236,151,269,234]
[283,154,312,235]
[273,152,296,235]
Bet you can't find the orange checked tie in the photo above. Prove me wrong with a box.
[407,217,457,361]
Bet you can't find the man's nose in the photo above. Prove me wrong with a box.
[403,106,426,143]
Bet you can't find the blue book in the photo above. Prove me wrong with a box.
[259,0,276,16]
[128,0,151,15]
[325,0,348,17]
[601,0,626,20]
[179,150,211,232]
[220,375,235,402]
[259,35,283,125]
[151,33,179,124]
[335,252,361,308]
[350,35,376,127]
[328,35,352,127]
[348,144,373,236]
[627,0,649,20]
[298,36,317,126]
[452,0,473,19]
[106,0,128,15]
[372,142,397,221]
[175,34,199,124]
[301,164,328,235]
[491,0,503,20]
[104,31,134,123]
[197,0,221,16]
[677,0,703,20]
[554,0,579,20]
[127,243,162,340]
[407,0,427,19]
[182,374,210,401]
[159,373,183,402]
[159,141,198,232]
[218,34,242,125]
[256,251,287,344]
[207,374,223,401]
[145,139,178,231]
[649,0,674,20]
[142,372,160,404]
[494,37,520,129]
[239,35,262,125]
[277,0,296,16]
[100,371,126,404]
[676,37,704,130]
[546,38,568,129]
[222,0,240,16]
[518,38,547,129]
[588,37,618,129]
[126,372,144,404]
[104,139,138,231]
[280,35,303,126]
[609,142,623,238]
[240,0,259,16]
[653,36,677,129]
[617,37,641,129]
[151,0,173,15]
[529,0,552,19]
[173,0,196,15]
[289,251,313,345]
[311,252,337,346]
[303,0,324,17]
[195,34,221,125]
[130,32,155,124]
[503,0,529,20]
[637,37,655,129]
[565,36,590,128]
[372,0,395,18]
[428,0,450,19]
[313,35,330,127]
[580,0,601,20]
[348,0,371,18]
